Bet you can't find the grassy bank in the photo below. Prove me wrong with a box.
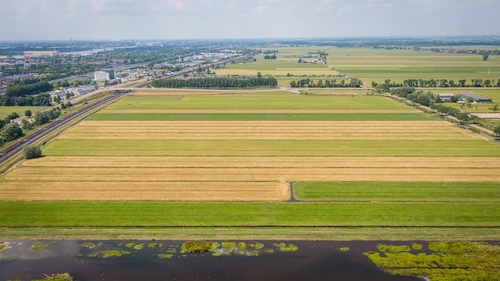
[1,226,499,241]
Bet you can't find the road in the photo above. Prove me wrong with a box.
[0,91,128,165]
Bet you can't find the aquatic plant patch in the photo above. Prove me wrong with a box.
[364,242,500,281]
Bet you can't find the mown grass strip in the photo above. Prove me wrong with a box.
[293,182,500,202]
[1,201,499,227]
[87,113,436,121]
[1,226,499,241]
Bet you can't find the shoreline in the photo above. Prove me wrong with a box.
[2,227,499,241]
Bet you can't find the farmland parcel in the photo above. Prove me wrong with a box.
[0,90,499,240]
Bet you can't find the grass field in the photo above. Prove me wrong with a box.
[105,92,414,111]
[1,201,499,227]
[41,139,500,157]
[88,113,433,121]
[294,182,500,202]
[0,106,47,118]
[327,47,500,85]
[210,46,500,87]
[0,89,499,240]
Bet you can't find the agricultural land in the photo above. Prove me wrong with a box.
[0,106,46,119]
[0,87,499,241]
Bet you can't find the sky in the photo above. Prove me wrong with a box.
[1,0,499,40]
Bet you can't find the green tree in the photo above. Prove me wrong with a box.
[1,123,23,142]
[495,126,500,137]
[25,110,32,117]
[375,83,390,93]
[483,54,489,61]
[257,72,262,78]
[60,80,70,87]
[23,145,42,159]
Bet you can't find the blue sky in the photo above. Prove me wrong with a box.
[1,0,499,40]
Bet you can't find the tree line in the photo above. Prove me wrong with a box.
[290,78,363,88]
[151,77,278,88]
[6,81,53,97]
[0,93,51,107]
[373,78,500,88]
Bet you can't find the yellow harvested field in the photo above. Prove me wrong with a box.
[60,121,483,141]
[21,156,500,169]
[5,167,500,183]
[100,109,420,114]
[0,181,288,201]
[59,132,475,140]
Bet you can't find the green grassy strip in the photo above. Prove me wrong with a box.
[1,227,499,241]
[87,113,435,121]
[1,201,499,227]
[109,93,413,111]
[43,139,500,157]
[293,182,500,202]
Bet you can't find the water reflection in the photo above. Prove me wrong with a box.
[0,241,420,281]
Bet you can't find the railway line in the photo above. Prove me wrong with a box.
[0,90,128,165]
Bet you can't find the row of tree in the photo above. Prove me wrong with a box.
[290,78,363,88]
[373,78,500,88]
[5,81,53,97]
[151,77,278,88]
[264,55,277,59]
[0,93,52,107]
[391,87,437,107]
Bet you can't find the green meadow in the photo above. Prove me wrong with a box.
[327,47,500,85]
[1,201,499,227]
[0,106,47,119]
[43,139,500,157]
[105,92,414,111]
[293,182,500,202]
[89,113,433,121]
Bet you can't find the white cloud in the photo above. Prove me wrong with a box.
[0,0,500,40]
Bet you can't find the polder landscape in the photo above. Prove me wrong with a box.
[1,39,500,280]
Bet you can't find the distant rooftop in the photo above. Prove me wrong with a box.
[460,92,492,102]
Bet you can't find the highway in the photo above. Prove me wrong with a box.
[0,91,128,165]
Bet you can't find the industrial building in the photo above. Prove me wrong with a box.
[460,92,493,102]
[24,50,59,58]
[438,93,455,102]
[94,69,115,81]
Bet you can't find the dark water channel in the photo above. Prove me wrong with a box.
[0,240,421,281]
